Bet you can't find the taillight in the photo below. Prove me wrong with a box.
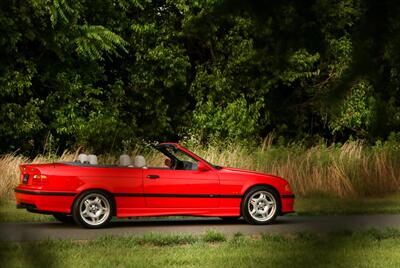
[32,174,48,186]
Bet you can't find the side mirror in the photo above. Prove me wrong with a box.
[198,161,211,171]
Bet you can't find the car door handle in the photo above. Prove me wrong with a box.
[146,175,160,179]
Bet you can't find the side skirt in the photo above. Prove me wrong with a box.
[116,207,241,218]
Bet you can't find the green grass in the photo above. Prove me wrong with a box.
[202,229,227,242]
[0,201,53,222]
[2,229,400,268]
[2,194,400,223]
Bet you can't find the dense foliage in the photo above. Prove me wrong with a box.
[1,0,400,154]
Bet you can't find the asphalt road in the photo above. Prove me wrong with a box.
[2,215,400,241]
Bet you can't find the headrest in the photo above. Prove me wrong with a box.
[88,154,98,165]
[119,154,131,167]
[78,154,89,164]
[134,155,146,168]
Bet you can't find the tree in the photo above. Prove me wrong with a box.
[2,0,400,155]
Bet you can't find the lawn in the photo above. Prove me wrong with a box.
[0,201,53,222]
[1,229,400,268]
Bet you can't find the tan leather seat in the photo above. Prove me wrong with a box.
[88,154,98,165]
[134,155,147,168]
[119,154,132,167]
[78,154,89,164]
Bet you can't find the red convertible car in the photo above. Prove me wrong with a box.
[15,143,295,228]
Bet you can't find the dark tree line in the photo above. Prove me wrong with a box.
[1,0,400,155]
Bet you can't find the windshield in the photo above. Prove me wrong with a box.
[193,154,222,170]
[163,147,198,170]
[155,144,222,170]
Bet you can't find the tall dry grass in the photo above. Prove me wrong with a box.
[188,140,400,198]
[0,152,75,201]
[1,141,400,201]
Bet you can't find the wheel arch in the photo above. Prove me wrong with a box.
[71,188,117,216]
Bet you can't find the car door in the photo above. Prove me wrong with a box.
[142,168,220,208]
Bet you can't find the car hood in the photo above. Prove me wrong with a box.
[220,167,285,181]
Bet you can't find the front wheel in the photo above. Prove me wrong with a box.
[72,190,113,228]
[241,186,280,225]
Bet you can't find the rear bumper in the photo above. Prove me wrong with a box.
[15,188,76,214]
[16,202,37,210]
[16,202,53,215]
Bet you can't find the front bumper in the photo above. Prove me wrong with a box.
[280,194,295,214]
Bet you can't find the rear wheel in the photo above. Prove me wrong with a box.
[72,190,113,228]
[242,186,280,225]
[53,213,74,224]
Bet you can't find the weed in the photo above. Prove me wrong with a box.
[203,230,226,243]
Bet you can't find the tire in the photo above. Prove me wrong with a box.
[53,213,75,224]
[72,190,113,229]
[241,186,280,225]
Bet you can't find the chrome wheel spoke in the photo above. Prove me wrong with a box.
[250,207,257,215]
[96,210,104,217]
[84,199,91,207]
